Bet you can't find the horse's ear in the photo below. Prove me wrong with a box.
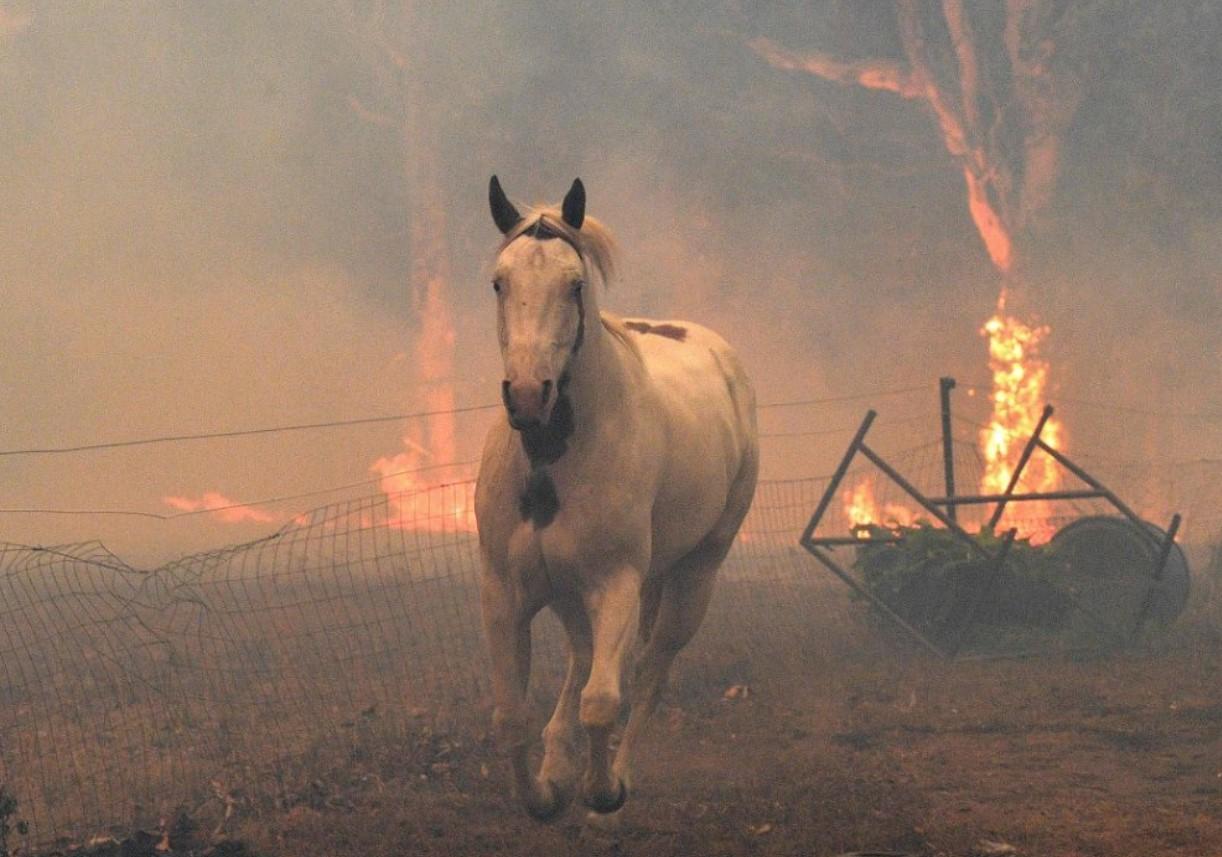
[561,178,585,230]
[489,175,522,235]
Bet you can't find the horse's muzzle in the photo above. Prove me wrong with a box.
[503,378,555,430]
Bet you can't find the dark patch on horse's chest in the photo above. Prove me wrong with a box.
[625,320,688,341]
[520,392,575,467]
[519,468,560,528]
[518,391,575,527]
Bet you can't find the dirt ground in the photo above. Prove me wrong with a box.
[228,598,1221,857]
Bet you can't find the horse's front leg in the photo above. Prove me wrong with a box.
[537,598,592,807]
[579,567,642,813]
[479,572,559,819]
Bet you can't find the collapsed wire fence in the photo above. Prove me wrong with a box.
[0,476,838,845]
[1,437,1220,846]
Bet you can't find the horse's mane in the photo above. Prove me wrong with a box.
[499,205,618,288]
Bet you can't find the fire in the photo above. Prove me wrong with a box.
[369,216,477,532]
[370,453,476,532]
[162,492,278,524]
[843,477,917,534]
[979,289,1066,541]
[370,306,476,532]
[369,344,474,530]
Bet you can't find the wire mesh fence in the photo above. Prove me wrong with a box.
[0,450,1219,847]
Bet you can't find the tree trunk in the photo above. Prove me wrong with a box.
[400,59,457,470]
[751,1,1083,280]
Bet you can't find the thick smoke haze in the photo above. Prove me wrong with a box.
[1,2,1218,564]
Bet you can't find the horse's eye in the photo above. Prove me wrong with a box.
[572,279,585,296]
[492,280,502,294]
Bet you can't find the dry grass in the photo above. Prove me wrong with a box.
[235,567,1221,857]
[2,519,1219,856]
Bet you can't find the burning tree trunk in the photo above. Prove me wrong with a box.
[751,1,1083,277]
[341,2,465,521]
[753,2,1086,535]
[397,27,457,473]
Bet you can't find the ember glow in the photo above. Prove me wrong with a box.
[979,289,1066,540]
[843,477,917,534]
[162,492,278,524]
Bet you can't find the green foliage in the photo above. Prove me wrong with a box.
[852,522,1070,638]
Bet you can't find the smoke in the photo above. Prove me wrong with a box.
[0,2,1218,563]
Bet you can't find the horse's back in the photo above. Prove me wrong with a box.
[618,315,759,564]
[620,315,756,447]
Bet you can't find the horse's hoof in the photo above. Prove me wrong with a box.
[525,779,569,822]
[583,778,628,815]
[583,806,624,834]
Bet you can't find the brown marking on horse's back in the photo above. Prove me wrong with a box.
[625,320,687,342]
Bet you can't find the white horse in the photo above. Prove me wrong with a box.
[474,176,759,819]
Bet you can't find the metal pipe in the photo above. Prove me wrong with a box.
[1130,513,1182,642]
[857,442,993,560]
[799,410,876,547]
[940,377,957,523]
[986,404,1054,531]
[928,489,1106,506]
[1035,440,1158,545]
[802,544,949,659]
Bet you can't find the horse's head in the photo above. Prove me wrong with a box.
[488,175,608,431]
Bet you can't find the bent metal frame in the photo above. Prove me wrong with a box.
[798,393,1183,660]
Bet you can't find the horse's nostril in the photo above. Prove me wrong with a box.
[501,380,515,413]
[541,379,554,406]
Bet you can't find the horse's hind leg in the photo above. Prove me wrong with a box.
[614,449,757,792]
[480,573,558,819]
[612,536,727,792]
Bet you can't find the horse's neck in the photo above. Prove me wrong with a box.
[563,314,633,436]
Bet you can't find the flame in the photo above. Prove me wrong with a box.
[369,214,478,531]
[371,454,475,532]
[843,477,917,535]
[414,267,457,467]
[371,299,473,533]
[979,289,1066,541]
[162,492,278,523]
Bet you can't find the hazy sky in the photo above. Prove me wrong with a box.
[1,2,1218,562]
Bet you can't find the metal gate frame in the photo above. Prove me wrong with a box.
[798,391,1182,660]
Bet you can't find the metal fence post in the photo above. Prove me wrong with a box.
[940,377,957,524]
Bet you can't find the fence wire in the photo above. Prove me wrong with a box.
[1,453,1219,846]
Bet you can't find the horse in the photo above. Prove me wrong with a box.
[474,176,759,820]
